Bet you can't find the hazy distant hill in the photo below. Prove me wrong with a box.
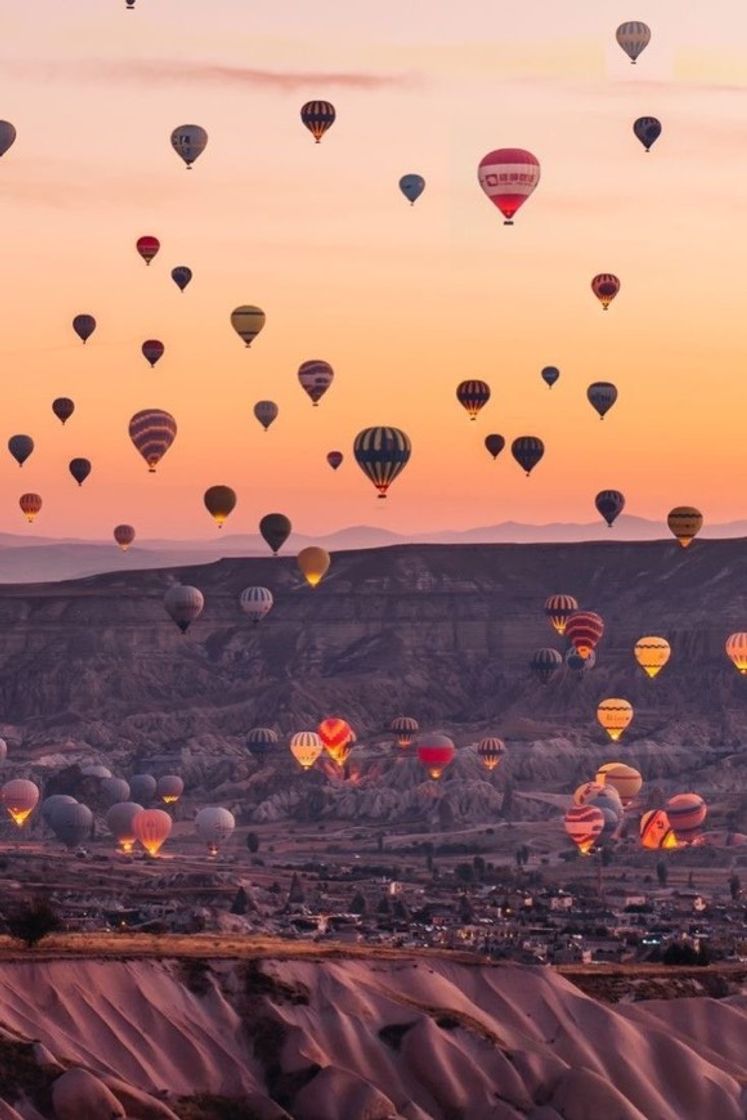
[3,515,747,583]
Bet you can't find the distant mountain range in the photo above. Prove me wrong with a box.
[1,515,746,583]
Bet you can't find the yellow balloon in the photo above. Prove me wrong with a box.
[230,305,266,348]
[634,635,671,679]
[297,546,331,588]
[667,506,703,549]
[596,761,642,807]
[726,633,747,675]
[290,731,323,769]
[596,698,634,742]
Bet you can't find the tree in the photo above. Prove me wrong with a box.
[246,832,260,854]
[231,886,249,915]
[287,872,305,906]
[7,898,63,948]
[455,863,475,885]
[350,891,367,915]
[656,859,668,887]
[377,833,385,854]
[472,855,486,880]
[730,873,741,901]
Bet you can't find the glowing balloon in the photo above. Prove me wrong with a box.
[667,506,702,549]
[640,809,678,850]
[129,409,177,472]
[665,793,707,844]
[596,762,642,807]
[597,698,634,742]
[565,611,604,659]
[417,733,456,780]
[1,778,39,827]
[726,632,747,675]
[318,717,354,765]
[196,807,235,855]
[544,594,578,636]
[290,731,323,769]
[157,774,184,805]
[106,802,143,853]
[566,647,596,675]
[301,100,336,142]
[564,804,604,855]
[133,808,172,855]
[391,716,419,748]
[297,546,330,588]
[634,636,671,678]
[478,148,540,225]
[204,485,237,528]
[231,306,265,347]
[477,737,506,772]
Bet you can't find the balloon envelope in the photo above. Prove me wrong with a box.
[587,382,618,419]
[1,778,39,827]
[231,306,265,347]
[136,235,160,265]
[667,506,703,549]
[301,100,336,142]
[164,585,204,632]
[456,380,490,420]
[170,124,208,167]
[633,116,661,151]
[298,360,334,405]
[399,173,425,204]
[595,489,625,527]
[545,594,578,636]
[634,636,671,678]
[597,698,634,742]
[204,485,237,528]
[171,266,192,291]
[142,340,165,368]
[591,274,620,309]
[541,366,560,388]
[73,314,96,343]
[254,401,278,431]
[297,546,330,588]
[259,513,292,555]
[726,633,747,675]
[196,807,235,853]
[290,731,323,769]
[106,801,144,852]
[353,426,412,498]
[8,435,33,467]
[129,409,177,472]
[0,121,17,157]
[484,434,505,460]
[19,493,42,523]
[52,398,75,425]
[511,436,544,476]
[616,21,651,63]
[417,733,456,780]
[129,774,157,804]
[133,808,172,855]
[565,611,604,659]
[478,148,540,224]
[69,458,91,486]
[157,774,184,804]
[327,450,343,470]
[114,524,135,551]
[51,802,93,849]
[391,716,419,748]
[240,586,274,623]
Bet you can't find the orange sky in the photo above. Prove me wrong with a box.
[1,1,746,539]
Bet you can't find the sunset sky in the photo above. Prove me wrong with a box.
[1,0,746,539]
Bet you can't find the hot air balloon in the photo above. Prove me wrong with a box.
[196,807,235,855]
[545,594,578,636]
[318,717,354,765]
[164,585,204,633]
[69,458,91,486]
[591,274,620,310]
[585,787,624,835]
[633,116,661,151]
[157,774,184,805]
[399,174,425,205]
[290,731,323,770]
[596,762,642,807]
[73,314,96,344]
[597,698,634,742]
[297,546,330,588]
[327,450,343,471]
[573,780,605,806]
[530,648,563,684]
[595,489,625,527]
[171,266,192,292]
[565,611,604,659]
[564,804,604,855]
[587,382,618,420]
[19,493,42,524]
[8,435,33,467]
[667,506,703,549]
[665,793,707,844]
[0,121,17,158]
[259,513,291,555]
[616,21,651,63]
[1,779,39,827]
[456,380,491,420]
[114,524,135,551]
[133,808,172,855]
[136,235,160,265]
[354,427,411,498]
[52,398,75,425]
[417,733,456,780]
[566,647,597,675]
[125,0,136,8]
[254,401,278,431]
[511,436,544,476]
[170,124,208,168]
[477,737,506,771]
[128,409,177,472]
[129,774,157,804]
[106,801,143,853]
[301,100,336,142]
[640,808,678,850]
[247,727,278,759]
[726,633,747,675]
[51,802,93,849]
[101,777,131,808]
[391,716,419,748]
[484,434,505,460]
[231,306,265,347]
[541,366,560,389]
[204,485,237,528]
[298,360,334,406]
[142,339,165,368]
[240,586,274,624]
[477,148,540,225]
[634,636,671,678]
[41,794,77,827]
